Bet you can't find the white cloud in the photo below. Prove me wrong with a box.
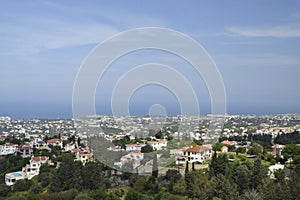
[226,25,300,38]
[0,1,167,56]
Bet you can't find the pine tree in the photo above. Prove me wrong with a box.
[152,153,158,178]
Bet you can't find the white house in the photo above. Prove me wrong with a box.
[116,150,144,169]
[0,143,18,156]
[5,156,50,186]
[5,171,26,186]
[63,143,76,152]
[181,145,212,163]
[148,139,167,151]
[18,144,33,158]
[47,138,63,148]
[221,145,228,153]
[32,139,49,150]
[125,142,146,152]
[72,147,93,165]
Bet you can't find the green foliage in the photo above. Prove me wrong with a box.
[141,144,153,153]
[185,170,214,199]
[172,177,187,195]
[233,164,250,194]
[13,179,32,192]
[250,159,267,189]
[282,144,300,160]
[274,130,300,144]
[213,142,223,151]
[247,143,262,156]
[236,146,246,155]
[125,188,148,200]
[165,169,181,192]
[213,174,239,200]
[0,183,10,197]
[152,153,158,178]
[209,153,228,177]
[167,139,179,149]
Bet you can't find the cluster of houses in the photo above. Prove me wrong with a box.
[1,137,93,186]
[108,137,214,171]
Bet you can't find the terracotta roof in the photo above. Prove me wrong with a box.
[221,140,235,146]
[31,156,48,162]
[185,145,211,153]
[47,138,61,143]
[72,148,80,153]
[131,150,142,154]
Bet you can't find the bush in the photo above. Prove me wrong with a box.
[0,183,11,197]
[13,179,32,192]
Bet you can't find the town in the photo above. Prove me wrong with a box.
[0,114,300,199]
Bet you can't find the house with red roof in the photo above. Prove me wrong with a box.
[72,147,93,165]
[47,138,63,148]
[181,144,212,163]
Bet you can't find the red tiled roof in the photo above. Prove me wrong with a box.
[131,150,142,154]
[221,140,235,146]
[31,156,48,162]
[185,145,211,153]
[72,148,80,153]
[47,138,61,143]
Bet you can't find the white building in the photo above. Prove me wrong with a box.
[72,147,93,165]
[18,144,33,158]
[148,139,167,151]
[180,145,212,163]
[47,138,63,148]
[5,156,50,186]
[115,150,144,169]
[5,172,26,186]
[0,143,18,156]
[269,163,285,179]
[63,143,75,152]
[125,143,146,152]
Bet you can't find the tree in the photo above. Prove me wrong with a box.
[247,143,262,156]
[173,177,187,195]
[141,144,153,153]
[213,174,239,200]
[274,169,285,183]
[250,159,267,189]
[13,179,32,191]
[236,146,246,156]
[185,170,214,199]
[165,169,181,192]
[209,153,228,177]
[0,183,10,197]
[125,189,146,200]
[282,144,300,161]
[152,153,158,178]
[233,164,250,194]
[155,130,163,139]
[213,142,223,151]
[185,161,189,175]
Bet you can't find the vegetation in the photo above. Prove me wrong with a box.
[2,148,300,200]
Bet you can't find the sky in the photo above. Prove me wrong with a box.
[0,0,300,119]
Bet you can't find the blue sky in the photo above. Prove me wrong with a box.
[1,0,300,118]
